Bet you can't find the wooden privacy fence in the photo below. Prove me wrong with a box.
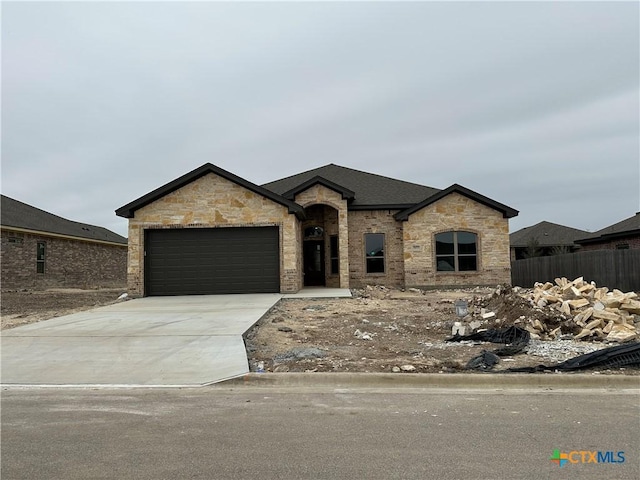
[511,249,640,292]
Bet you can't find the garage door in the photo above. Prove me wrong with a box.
[145,227,280,296]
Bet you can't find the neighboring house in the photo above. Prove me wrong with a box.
[509,221,589,260]
[575,212,640,251]
[116,163,518,296]
[1,195,128,290]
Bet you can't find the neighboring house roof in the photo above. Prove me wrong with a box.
[1,195,127,245]
[395,184,518,220]
[263,164,441,208]
[510,221,589,248]
[116,163,305,219]
[575,212,640,245]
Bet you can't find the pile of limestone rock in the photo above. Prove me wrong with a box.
[524,277,639,343]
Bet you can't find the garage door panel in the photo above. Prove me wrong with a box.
[145,227,279,296]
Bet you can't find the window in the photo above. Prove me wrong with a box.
[8,237,23,245]
[36,242,46,274]
[435,231,477,272]
[330,235,339,275]
[616,243,629,250]
[304,226,323,238]
[365,233,385,274]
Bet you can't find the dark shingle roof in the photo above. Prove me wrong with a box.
[510,221,589,248]
[575,213,640,245]
[263,164,441,208]
[1,195,127,244]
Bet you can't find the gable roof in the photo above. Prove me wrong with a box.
[394,184,518,221]
[575,212,640,245]
[263,164,440,208]
[1,195,127,245]
[510,221,589,248]
[281,176,355,201]
[116,163,305,219]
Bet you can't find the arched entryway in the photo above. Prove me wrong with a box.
[302,204,340,287]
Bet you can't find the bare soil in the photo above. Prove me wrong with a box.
[245,286,639,374]
[1,289,126,330]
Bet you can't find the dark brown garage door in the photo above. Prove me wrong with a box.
[145,227,279,296]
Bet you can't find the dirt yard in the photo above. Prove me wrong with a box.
[246,285,640,375]
[1,288,126,330]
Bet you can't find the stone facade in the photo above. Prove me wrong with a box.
[121,169,515,294]
[402,193,511,287]
[127,172,301,296]
[1,229,127,291]
[347,210,405,288]
[295,185,350,288]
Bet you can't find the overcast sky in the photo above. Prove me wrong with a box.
[2,1,639,238]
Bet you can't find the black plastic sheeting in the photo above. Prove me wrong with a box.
[446,326,640,372]
[507,341,640,373]
[447,326,531,370]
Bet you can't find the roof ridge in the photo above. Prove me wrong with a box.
[523,220,589,233]
[263,163,439,190]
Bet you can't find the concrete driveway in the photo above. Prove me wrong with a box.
[1,294,282,386]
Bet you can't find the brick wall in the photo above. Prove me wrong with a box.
[127,172,301,295]
[579,234,640,251]
[402,192,511,287]
[1,230,127,291]
[347,210,405,288]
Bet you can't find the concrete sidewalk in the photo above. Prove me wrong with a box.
[1,294,282,386]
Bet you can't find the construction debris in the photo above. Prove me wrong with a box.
[524,277,638,342]
[507,341,640,373]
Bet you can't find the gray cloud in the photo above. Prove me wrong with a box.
[2,1,638,237]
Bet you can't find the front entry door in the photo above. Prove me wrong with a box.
[303,240,325,286]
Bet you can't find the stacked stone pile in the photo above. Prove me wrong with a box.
[525,277,639,342]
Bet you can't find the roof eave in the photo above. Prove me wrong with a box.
[116,163,305,220]
[575,228,640,245]
[281,176,356,202]
[348,204,415,211]
[394,184,519,221]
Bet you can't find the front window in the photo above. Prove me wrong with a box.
[435,231,477,272]
[330,235,339,275]
[365,233,385,274]
[36,242,46,274]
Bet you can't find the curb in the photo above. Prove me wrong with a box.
[220,372,640,389]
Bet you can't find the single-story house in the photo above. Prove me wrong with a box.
[575,212,640,251]
[509,221,589,260]
[1,195,128,290]
[116,163,518,296]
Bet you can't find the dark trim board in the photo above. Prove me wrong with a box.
[116,164,304,219]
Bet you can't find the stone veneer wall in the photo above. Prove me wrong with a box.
[1,230,127,290]
[347,210,405,288]
[295,185,349,288]
[127,172,301,296]
[402,192,511,287]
